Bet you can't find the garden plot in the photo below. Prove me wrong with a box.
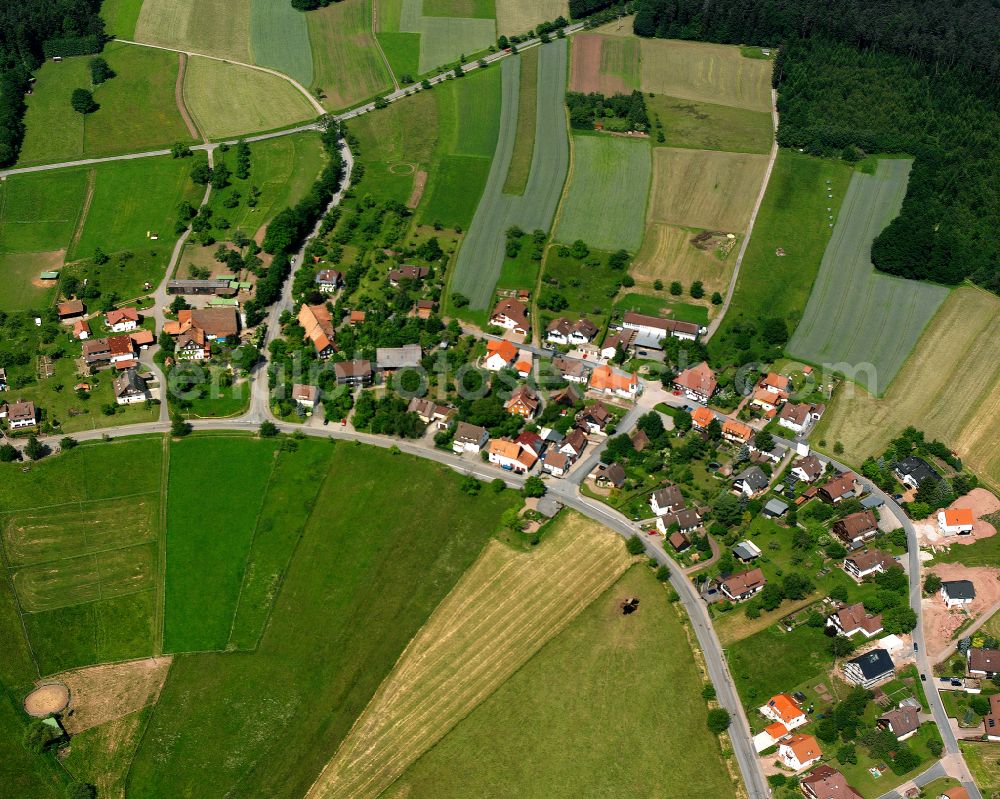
[788,159,948,394]
[451,39,569,308]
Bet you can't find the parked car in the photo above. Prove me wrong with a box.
[921,673,927,681]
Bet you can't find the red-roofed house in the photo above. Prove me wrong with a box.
[490,298,529,334]
[938,507,975,536]
[484,339,518,371]
[588,364,639,400]
[759,694,807,730]
[673,362,717,403]
[779,733,822,771]
[105,307,140,332]
[691,406,715,430]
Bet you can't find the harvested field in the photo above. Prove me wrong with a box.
[921,564,1000,659]
[308,0,392,111]
[305,513,632,799]
[134,0,252,62]
[555,133,651,252]
[913,489,1000,549]
[495,0,567,37]
[569,33,638,95]
[607,36,773,112]
[183,56,315,138]
[788,159,948,394]
[250,0,314,87]
[24,683,70,717]
[51,657,171,733]
[648,147,769,232]
[631,223,734,296]
[451,40,569,309]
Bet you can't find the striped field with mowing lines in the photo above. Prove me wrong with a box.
[787,159,948,394]
[451,40,569,308]
[304,513,633,799]
[250,0,314,87]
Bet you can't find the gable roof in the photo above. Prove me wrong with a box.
[601,329,635,352]
[833,603,883,635]
[845,549,896,573]
[735,466,769,491]
[506,385,539,412]
[793,454,824,480]
[778,402,813,426]
[597,462,626,487]
[621,311,699,337]
[783,733,821,763]
[191,307,239,338]
[968,647,1000,673]
[108,335,134,356]
[878,706,919,737]
[113,368,147,398]
[673,361,717,396]
[821,472,858,500]
[722,418,753,441]
[894,455,942,483]
[833,510,879,541]
[763,372,790,392]
[800,765,863,799]
[942,579,976,600]
[589,364,636,393]
[454,421,487,444]
[691,406,714,428]
[847,648,894,679]
[292,383,319,403]
[334,359,372,379]
[57,299,84,316]
[651,484,684,510]
[491,297,529,328]
[766,694,805,724]
[486,339,518,364]
[721,567,766,596]
[106,307,139,325]
[550,385,581,406]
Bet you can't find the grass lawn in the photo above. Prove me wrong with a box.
[496,244,539,291]
[249,0,313,87]
[0,169,90,254]
[205,132,327,241]
[308,0,392,110]
[423,0,495,17]
[0,688,65,799]
[502,47,538,195]
[68,156,204,296]
[787,159,948,394]
[126,443,518,799]
[0,253,60,311]
[728,624,835,710]
[100,0,145,37]
[812,284,1000,495]
[227,438,337,650]
[310,513,633,799]
[377,32,422,82]
[961,741,1000,797]
[555,133,652,252]
[648,94,773,154]
[835,722,941,799]
[709,151,853,358]
[134,0,252,63]
[384,565,738,799]
[183,56,316,139]
[614,291,709,325]
[163,436,279,652]
[17,42,193,166]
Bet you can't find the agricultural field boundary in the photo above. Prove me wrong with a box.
[451,39,569,308]
[787,158,949,394]
[303,514,633,799]
[117,39,325,116]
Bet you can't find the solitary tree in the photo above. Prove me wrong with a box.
[0,444,18,462]
[170,413,191,438]
[711,291,723,305]
[669,281,682,296]
[89,57,115,84]
[625,535,645,555]
[706,708,731,734]
[259,420,278,438]
[522,475,546,498]
[71,88,98,114]
[690,280,705,299]
[22,720,52,753]
[24,435,45,461]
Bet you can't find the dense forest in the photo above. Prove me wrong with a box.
[0,0,105,165]
[633,0,1000,292]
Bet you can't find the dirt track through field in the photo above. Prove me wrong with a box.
[304,513,633,799]
[175,53,201,141]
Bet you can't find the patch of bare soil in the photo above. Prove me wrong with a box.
[175,52,201,141]
[569,34,626,95]
[915,489,1000,548]
[52,657,171,734]
[24,683,70,717]
[406,170,427,209]
[923,564,1000,659]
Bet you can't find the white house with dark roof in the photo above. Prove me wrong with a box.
[114,368,150,405]
[941,580,975,608]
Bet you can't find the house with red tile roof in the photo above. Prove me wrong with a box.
[672,362,717,402]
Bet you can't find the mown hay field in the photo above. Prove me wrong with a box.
[250,0,314,87]
[555,133,651,252]
[0,253,61,310]
[100,0,145,38]
[631,223,735,296]
[648,147,769,232]
[125,443,518,799]
[383,565,737,799]
[183,56,316,139]
[0,168,88,258]
[134,0,252,62]
[648,94,773,154]
[308,0,392,110]
[396,0,496,75]
[17,42,193,166]
[424,0,495,17]
[495,0,566,37]
[305,513,633,799]
[814,286,1000,493]
[787,159,948,393]
[601,34,772,112]
[450,40,569,309]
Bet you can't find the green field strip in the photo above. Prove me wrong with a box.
[787,159,948,393]
[555,134,651,252]
[399,0,496,75]
[249,0,314,87]
[502,48,538,195]
[100,0,145,38]
[450,40,569,308]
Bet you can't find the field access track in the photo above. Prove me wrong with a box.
[451,39,569,309]
[787,159,948,395]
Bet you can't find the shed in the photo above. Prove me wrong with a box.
[763,498,789,518]
[861,494,884,509]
